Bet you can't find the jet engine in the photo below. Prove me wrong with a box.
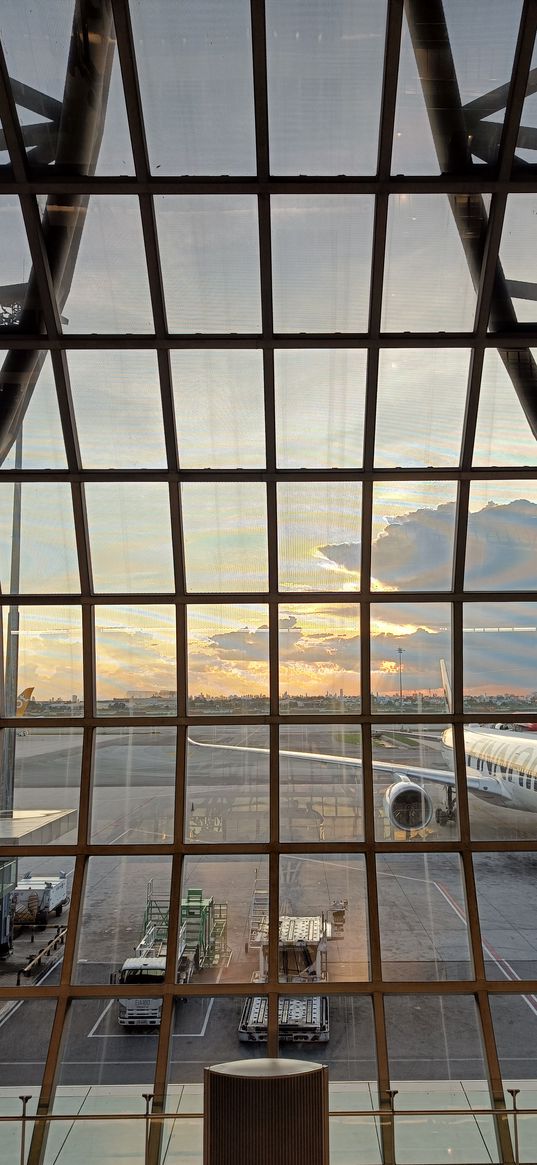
[383,779,433,831]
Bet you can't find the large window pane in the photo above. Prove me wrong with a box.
[131,0,256,175]
[382,195,477,331]
[271,196,374,332]
[86,483,174,593]
[95,605,176,715]
[473,349,537,467]
[275,350,366,469]
[90,727,176,845]
[279,603,360,714]
[393,1,523,173]
[2,605,83,718]
[375,349,469,468]
[187,604,269,714]
[156,196,261,333]
[266,0,386,175]
[0,483,79,593]
[75,855,172,984]
[1,1,134,174]
[463,603,537,712]
[371,603,451,711]
[181,483,268,592]
[279,725,363,843]
[278,482,361,591]
[0,197,32,329]
[497,195,537,324]
[186,726,269,844]
[171,350,265,469]
[474,853,537,979]
[385,994,487,1080]
[372,483,457,591]
[181,855,268,983]
[0,354,66,469]
[68,351,166,468]
[466,481,537,591]
[469,730,537,842]
[279,854,369,981]
[58,197,153,333]
[372,724,457,841]
[377,854,472,980]
[11,728,82,842]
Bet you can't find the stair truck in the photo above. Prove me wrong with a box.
[113,885,228,1026]
[238,914,331,1043]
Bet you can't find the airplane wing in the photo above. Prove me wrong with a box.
[187,737,510,802]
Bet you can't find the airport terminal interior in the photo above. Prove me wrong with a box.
[2,0,537,1161]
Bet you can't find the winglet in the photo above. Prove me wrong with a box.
[439,660,452,713]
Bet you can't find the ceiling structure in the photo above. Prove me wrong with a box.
[1,2,537,1163]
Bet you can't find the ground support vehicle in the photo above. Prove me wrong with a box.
[13,872,70,928]
[114,885,228,1026]
[239,914,331,1043]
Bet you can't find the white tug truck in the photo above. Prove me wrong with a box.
[239,911,331,1043]
[112,884,228,1026]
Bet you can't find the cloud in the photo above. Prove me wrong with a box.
[320,499,537,592]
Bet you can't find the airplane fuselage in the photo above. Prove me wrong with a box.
[442,726,537,812]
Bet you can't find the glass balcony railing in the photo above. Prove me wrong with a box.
[1,1094,535,1165]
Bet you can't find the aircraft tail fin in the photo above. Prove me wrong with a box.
[439,660,452,713]
[16,686,34,716]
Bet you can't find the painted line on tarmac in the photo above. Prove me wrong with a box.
[435,881,537,1019]
[87,1000,114,1037]
[88,1001,213,1040]
[0,956,63,1030]
[88,964,223,1039]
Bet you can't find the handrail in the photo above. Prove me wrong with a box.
[0,1102,536,1122]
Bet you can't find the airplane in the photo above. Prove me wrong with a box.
[187,663,537,832]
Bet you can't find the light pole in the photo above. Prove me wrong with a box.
[397,648,404,712]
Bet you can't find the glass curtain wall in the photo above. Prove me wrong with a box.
[0,1,537,1163]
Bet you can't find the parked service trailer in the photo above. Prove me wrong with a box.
[13,872,70,927]
[239,995,329,1043]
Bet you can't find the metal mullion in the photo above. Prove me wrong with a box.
[148,851,184,1163]
[452,479,470,597]
[111,0,180,485]
[76,727,94,848]
[360,483,373,713]
[59,854,88,986]
[10,463,537,484]
[9,835,537,858]
[249,0,279,1051]
[7,329,537,350]
[498,0,537,182]
[460,848,486,983]
[363,0,403,478]
[111,0,150,180]
[376,0,403,180]
[476,989,515,1164]
[71,481,93,597]
[268,728,280,1056]
[26,994,69,1165]
[12,583,537,603]
[81,604,96,720]
[4,174,537,196]
[9,977,537,1002]
[373,992,395,1165]
[250,0,270,180]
